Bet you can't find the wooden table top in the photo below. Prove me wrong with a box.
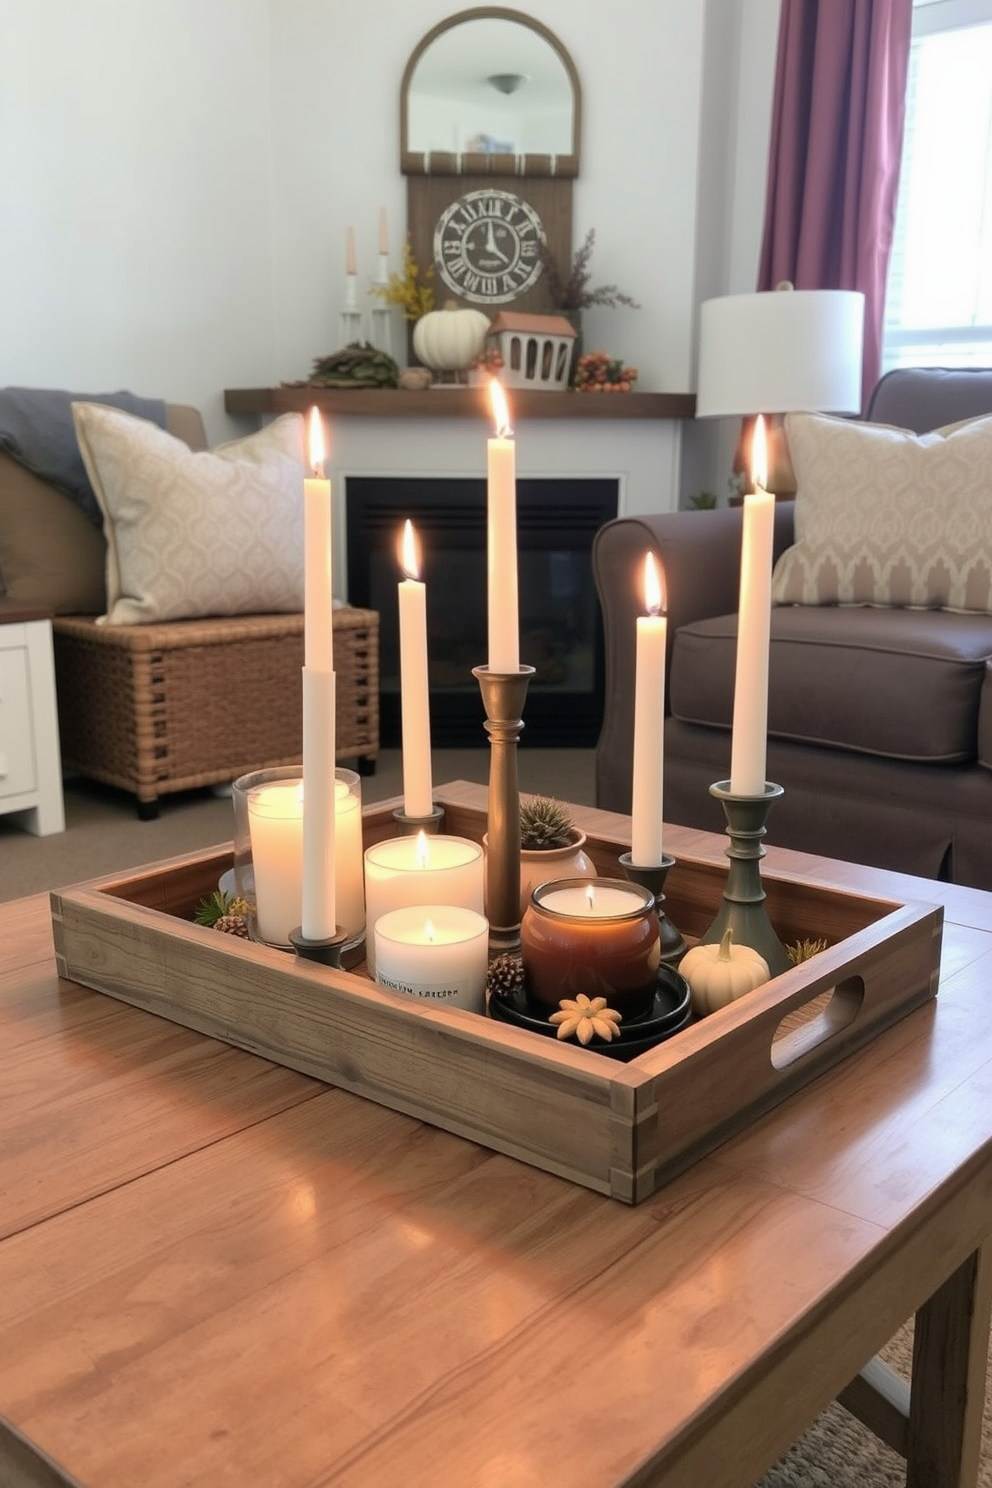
[3,797,992,1488]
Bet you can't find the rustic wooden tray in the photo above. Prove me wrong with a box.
[51,782,943,1204]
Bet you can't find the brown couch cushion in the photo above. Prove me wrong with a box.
[0,403,206,614]
[670,605,992,763]
[979,660,992,771]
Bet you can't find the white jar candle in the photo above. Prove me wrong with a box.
[363,833,484,973]
[373,905,489,1012]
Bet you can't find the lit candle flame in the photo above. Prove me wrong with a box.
[425,918,435,943]
[399,518,420,581]
[488,377,512,439]
[308,406,326,477]
[415,830,429,869]
[585,883,595,913]
[642,551,665,616]
[751,415,768,493]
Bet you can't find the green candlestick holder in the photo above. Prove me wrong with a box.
[617,852,688,967]
[473,664,535,958]
[700,780,791,977]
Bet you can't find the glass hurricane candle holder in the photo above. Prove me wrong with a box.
[232,765,365,950]
[520,877,661,1020]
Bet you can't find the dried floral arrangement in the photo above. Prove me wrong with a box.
[369,237,436,321]
[538,229,640,312]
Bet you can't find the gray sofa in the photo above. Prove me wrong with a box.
[593,367,992,890]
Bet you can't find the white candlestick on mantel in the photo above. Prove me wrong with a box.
[302,406,336,939]
[398,519,433,818]
[486,378,519,673]
[729,414,775,797]
[631,551,666,866]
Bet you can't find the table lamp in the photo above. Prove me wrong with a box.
[695,284,865,492]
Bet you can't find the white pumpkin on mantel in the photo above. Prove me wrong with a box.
[413,301,490,373]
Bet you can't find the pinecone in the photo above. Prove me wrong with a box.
[519,794,575,851]
[194,889,252,928]
[486,954,526,999]
[214,913,250,938]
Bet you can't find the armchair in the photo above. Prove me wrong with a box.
[593,367,992,890]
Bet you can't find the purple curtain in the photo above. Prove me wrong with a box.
[758,0,913,410]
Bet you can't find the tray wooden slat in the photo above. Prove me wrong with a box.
[50,784,943,1203]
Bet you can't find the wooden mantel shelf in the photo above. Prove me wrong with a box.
[224,386,696,421]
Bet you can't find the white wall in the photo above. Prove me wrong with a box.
[0,0,277,437]
[0,0,781,498]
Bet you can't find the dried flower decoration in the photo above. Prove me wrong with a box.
[369,236,435,321]
[538,229,640,312]
[785,937,830,965]
[549,993,623,1045]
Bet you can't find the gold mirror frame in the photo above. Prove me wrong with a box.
[400,6,581,177]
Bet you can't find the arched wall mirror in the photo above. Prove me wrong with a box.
[400,7,581,177]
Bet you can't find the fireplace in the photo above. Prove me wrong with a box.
[346,476,618,748]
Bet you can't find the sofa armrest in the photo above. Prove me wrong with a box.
[592,503,796,812]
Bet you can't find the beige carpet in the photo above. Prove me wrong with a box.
[5,747,990,1485]
[759,1318,992,1486]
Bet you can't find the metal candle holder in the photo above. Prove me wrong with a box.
[700,780,790,976]
[391,805,445,836]
[473,664,535,957]
[617,852,687,967]
[290,925,365,970]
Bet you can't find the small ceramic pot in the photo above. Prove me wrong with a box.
[519,829,596,917]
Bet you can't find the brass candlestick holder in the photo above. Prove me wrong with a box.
[473,664,535,957]
[618,852,687,967]
[391,805,445,836]
[700,780,790,976]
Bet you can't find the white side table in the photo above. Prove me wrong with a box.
[0,602,65,835]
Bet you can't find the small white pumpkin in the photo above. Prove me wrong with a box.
[680,928,771,1016]
[413,300,490,371]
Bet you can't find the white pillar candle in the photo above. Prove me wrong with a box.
[246,772,365,948]
[247,780,305,947]
[398,520,433,818]
[363,833,485,973]
[302,408,336,940]
[631,551,667,866]
[486,379,519,673]
[730,416,775,797]
[373,905,489,1012]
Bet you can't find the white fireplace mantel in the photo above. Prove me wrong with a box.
[224,387,695,599]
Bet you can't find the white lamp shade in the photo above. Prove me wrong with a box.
[695,289,865,417]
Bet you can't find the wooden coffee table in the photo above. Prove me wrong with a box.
[1,796,991,1487]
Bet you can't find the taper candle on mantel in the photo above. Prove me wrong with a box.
[301,407,336,943]
[397,519,434,820]
[345,226,358,308]
[631,551,666,867]
[730,415,775,797]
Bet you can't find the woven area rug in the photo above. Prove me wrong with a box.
[757,1319,992,1486]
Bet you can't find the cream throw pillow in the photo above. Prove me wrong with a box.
[72,403,306,625]
[771,411,992,613]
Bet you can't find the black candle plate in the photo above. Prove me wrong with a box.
[488,965,692,1062]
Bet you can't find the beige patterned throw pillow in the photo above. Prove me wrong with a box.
[72,403,306,625]
[771,411,992,613]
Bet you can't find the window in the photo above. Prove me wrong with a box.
[882,0,992,369]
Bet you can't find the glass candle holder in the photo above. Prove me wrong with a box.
[373,905,489,1013]
[363,833,484,975]
[232,765,365,949]
[520,877,661,1019]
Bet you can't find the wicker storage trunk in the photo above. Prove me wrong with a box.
[52,608,379,817]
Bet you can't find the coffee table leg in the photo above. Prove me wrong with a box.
[907,1241,992,1487]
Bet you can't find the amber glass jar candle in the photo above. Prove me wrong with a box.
[520,878,661,1018]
